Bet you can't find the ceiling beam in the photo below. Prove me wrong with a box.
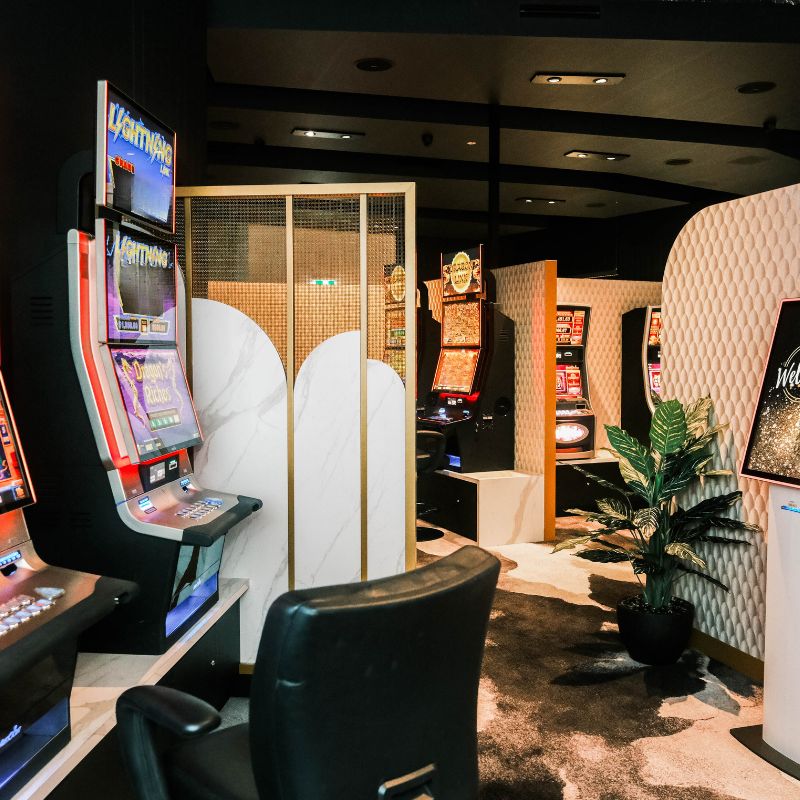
[208,83,800,160]
[417,206,603,229]
[208,0,800,44]
[207,140,736,204]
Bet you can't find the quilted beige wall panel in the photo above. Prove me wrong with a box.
[425,278,443,323]
[663,183,800,660]
[557,279,662,450]
[494,262,549,473]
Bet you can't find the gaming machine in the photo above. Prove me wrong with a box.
[11,81,261,655]
[555,305,596,459]
[621,306,662,443]
[417,247,514,473]
[0,363,134,798]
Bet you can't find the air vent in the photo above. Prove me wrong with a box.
[520,2,601,18]
[498,329,512,342]
[29,296,54,327]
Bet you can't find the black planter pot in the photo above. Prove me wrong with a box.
[616,596,695,666]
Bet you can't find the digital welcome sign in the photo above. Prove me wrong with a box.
[97,81,176,233]
[109,347,201,460]
[742,299,800,487]
[104,221,177,344]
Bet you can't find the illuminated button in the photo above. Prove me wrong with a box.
[17,595,34,606]
[15,610,32,621]
[6,599,22,611]
[27,605,42,616]
[35,587,65,600]
[0,624,8,635]
[4,617,20,628]
[34,600,53,609]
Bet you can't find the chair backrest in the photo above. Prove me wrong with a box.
[249,546,500,800]
[416,429,447,474]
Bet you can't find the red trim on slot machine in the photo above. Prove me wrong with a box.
[78,234,130,468]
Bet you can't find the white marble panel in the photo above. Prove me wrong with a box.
[366,359,406,579]
[475,471,545,546]
[191,299,289,663]
[294,331,361,588]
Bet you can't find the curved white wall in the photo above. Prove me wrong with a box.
[662,183,800,659]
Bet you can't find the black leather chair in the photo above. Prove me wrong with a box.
[417,429,447,542]
[116,546,500,800]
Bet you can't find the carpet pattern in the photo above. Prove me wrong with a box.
[418,530,800,800]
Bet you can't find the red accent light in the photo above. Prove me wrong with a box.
[439,391,481,403]
[78,232,130,468]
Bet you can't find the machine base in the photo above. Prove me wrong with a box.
[731,725,800,780]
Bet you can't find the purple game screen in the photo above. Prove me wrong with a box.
[108,347,201,458]
[105,222,177,344]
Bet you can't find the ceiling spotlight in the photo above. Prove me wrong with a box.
[547,200,556,204]
[565,149,630,161]
[292,128,365,140]
[355,57,394,72]
[736,81,776,94]
[466,139,478,146]
[532,72,625,86]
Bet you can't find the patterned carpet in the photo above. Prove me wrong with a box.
[418,527,800,800]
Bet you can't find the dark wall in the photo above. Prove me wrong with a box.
[495,203,703,280]
[0,0,206,373]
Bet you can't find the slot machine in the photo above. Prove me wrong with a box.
[555,305,596,459]
[10,81,261,655]
[418,247,514,472]
[0,365,134,798]
[621,306,662,443]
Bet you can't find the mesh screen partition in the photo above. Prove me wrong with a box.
[368,194,406,380]
[176,184,415,605]
[178,196,288,366]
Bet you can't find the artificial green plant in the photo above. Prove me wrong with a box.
[554,397,757,611]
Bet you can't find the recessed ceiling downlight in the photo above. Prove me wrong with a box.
[292,128,365,140]
[356,57,394,72]
[532,72,625,86]
[565,149,630,161]
[736,81,776,94]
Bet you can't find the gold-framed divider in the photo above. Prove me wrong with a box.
[175,183,417,591]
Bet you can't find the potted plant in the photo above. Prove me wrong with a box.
[553,396,757,666]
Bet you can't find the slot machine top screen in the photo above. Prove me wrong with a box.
[0,375,33,513]
[742,299,800,487]
[442,248,482,298]
[556,307,588,347]
[108,348,202,461]
[104,221,177,345]
[97,82,176,234]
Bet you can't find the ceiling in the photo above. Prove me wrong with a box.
[203,6,800,246]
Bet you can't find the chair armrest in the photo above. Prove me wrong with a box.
[117,685,222,738]
[116,686,222,800]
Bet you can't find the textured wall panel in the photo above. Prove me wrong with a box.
[557,279,662,450]
[662,183,800,660]
[494,262,550,473]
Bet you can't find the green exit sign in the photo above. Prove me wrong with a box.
[309,279,337,286]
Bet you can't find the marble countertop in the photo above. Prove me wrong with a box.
[12,578,248,800]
